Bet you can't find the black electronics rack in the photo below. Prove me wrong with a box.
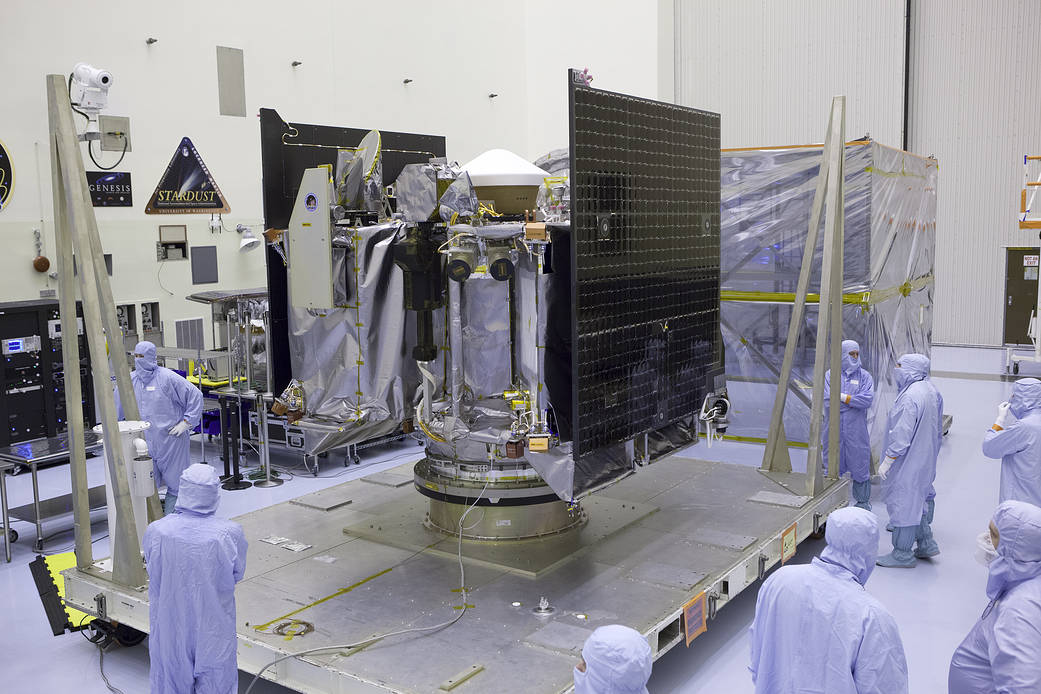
[0,299,95,447]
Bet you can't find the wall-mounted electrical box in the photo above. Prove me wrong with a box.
[116,303,138,354]
[141,302,162,345]
[98,115,132,153]
[157,224,188,261]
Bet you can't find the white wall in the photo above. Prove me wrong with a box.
[675,0,906,148]
[521,0,667,160]
[1,0,669,347]
[675,0,1041,346]
[910,0,1041,345]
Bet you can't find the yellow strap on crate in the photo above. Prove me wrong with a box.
[720,273,933,310]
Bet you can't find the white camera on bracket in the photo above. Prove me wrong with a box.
[73,63,113,91]
[70,62,113,139]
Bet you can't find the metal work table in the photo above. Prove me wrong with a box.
[154,346,226,363]
[187,287,269,304]
[63,453,849,693]
[0,432,104,552]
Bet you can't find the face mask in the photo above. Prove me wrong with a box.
[975,531,998,566]
[894,366,910,389]
[843,353,860,374]
[1009,395,1027,419]
[134,352,157,372]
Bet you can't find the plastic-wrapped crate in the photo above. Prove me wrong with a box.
[720,140,937,459]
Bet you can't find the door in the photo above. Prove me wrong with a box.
[1004,247,1040,345]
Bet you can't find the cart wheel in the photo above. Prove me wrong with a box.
[113,623,147,647]
[810,523,826,540]
[1014,362,1020,375]
[352,455,363,466]
[7,528,17,543]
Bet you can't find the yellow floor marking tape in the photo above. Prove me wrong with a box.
[252,568,392,633]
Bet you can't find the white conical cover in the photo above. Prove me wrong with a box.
[460,149,550,187]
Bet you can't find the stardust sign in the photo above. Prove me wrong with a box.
[145,137,230,214]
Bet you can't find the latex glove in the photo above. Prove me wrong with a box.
[168,420,191,436]
[995,402,1011,429]
[840,393,851,404]
[878,456,896,480]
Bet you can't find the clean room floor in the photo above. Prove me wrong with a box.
[0,346,1031,693]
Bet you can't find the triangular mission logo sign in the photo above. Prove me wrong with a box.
[145,137,230,214]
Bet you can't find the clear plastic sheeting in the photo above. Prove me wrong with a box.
[720,140,937,459]
[534,149,569,176]
[287,221,418,454]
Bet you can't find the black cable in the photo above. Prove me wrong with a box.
[156,258,175,296]
[98,642,126,694]
[35,533,109,556]
[67,74,91,125]
[79,615,127,694]
[88,135,127,171]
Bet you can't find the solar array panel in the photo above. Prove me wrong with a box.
[569,70,723,457]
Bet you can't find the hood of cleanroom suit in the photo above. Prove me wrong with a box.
[134,340,158,384]
[173,463,221,516]
[1008,378,1041,419]
[574,625,653,694]
[894,353,929,391]
[842,339,861,374]
[818,506,880,585]
[987,500,1041,600]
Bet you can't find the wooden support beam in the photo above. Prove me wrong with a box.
[46,74,147,587]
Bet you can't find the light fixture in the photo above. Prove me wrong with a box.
[237,225,260,252]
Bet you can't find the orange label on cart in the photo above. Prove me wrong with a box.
[683,592,708,646]
[781,522,798,563]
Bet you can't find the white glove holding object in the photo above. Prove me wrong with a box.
[840,392,851,404]
[878,456,896,480]
[168,420,191,436]
[995,402,1012,429]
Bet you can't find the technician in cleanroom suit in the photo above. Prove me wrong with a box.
[876,353,944,568]
[748,507,908,694]
[116,340,203,515]
[573,624,653,694]
[948,500,1041,693]
[143,463,248,694]
[982,377,1041,507]
[823,340,875,510]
